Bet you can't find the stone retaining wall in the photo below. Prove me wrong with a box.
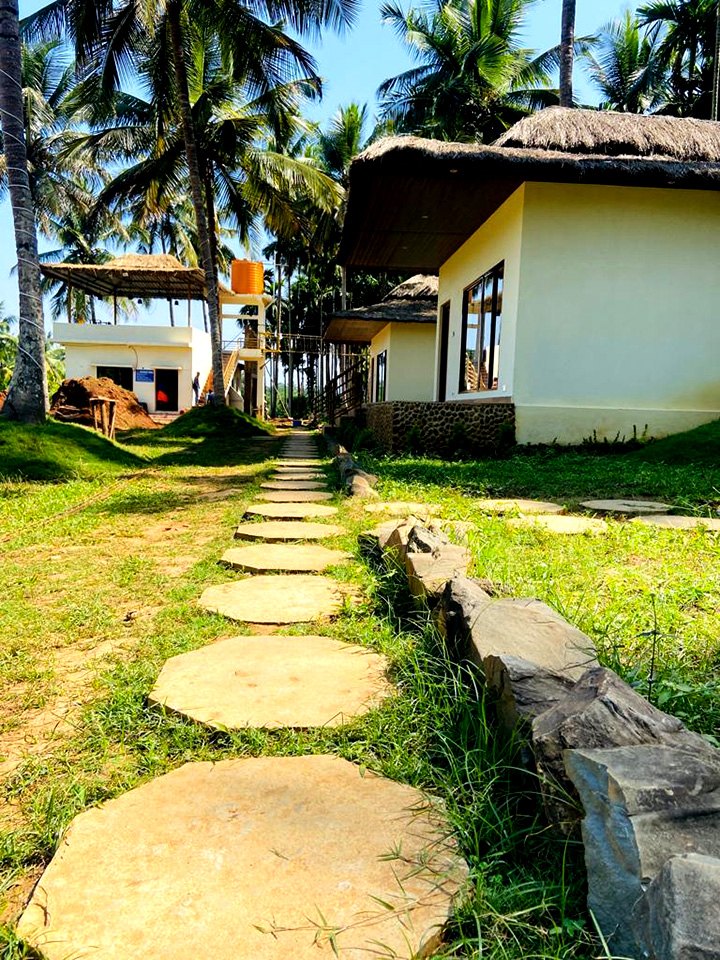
[366,400,515,455]
[366,515,720,960]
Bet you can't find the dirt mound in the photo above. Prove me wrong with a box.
[0,391,5,414]
[50,378,158,431]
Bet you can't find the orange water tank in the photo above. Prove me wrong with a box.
[231,259,264,295]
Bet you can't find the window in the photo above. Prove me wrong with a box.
[375,350,387,402]
[459,262,503,394]
[96,366,133,391]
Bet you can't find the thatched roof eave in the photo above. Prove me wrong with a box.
[41,255,207,300]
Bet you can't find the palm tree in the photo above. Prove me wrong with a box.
[23,0,358,404]
[0,1,47,422]
[639,0,717,116]
[583,12,667,112]
[378,0,575,143]
[559,0,576,106]
[0,304,65,395]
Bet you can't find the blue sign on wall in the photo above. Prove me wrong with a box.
[135,369,155,383]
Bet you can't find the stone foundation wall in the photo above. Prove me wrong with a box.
[366,401,515,455]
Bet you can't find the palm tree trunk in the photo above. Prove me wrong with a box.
[559,0,576,108]
[0,0,48,422]
[713,1,720,121]
[167,0,224,402]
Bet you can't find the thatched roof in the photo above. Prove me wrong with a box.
[494,106,720,160]
[340,107,720,271]
[324,275,438,343]
[41,254,207,299]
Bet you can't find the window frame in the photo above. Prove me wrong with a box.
[458,261,504,395]
[375,349,387,403]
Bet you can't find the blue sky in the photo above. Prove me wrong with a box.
[3,0,628,325]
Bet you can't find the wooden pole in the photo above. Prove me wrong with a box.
[67,285,72,323]
[113,293,118,326]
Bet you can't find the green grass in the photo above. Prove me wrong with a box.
[8,427,718,959]
[632,416,720,465]
[0,420,145,482]
[159,404,273,438]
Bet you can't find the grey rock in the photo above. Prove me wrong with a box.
[484,654,578,732]
[532,668,716,832]
[405,545,471,605]
[634,854,720,960]
[407,524,450,556]
[565,744,720,958]
[435,576,492,655]
[350,468,378,487]
[347,476,379,499]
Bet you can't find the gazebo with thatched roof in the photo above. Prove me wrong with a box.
[338,106,720,451]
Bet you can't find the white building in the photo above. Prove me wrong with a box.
[339,107,720,448]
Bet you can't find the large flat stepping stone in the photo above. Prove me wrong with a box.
[222,544,349,572]
[149,635,390,729]
[261,481,327,490]
[235,521,343,542]
[246,503,338,519]
[476,498,563,515]
[364,501,434,516]
[276,459,324,466]
[257,490,334,503]
[18,755,467,960]
[199,575,347,623]
[581,498,671,514]
[631,514,720,531]
[507,515,608,534]
[274,468,325,478]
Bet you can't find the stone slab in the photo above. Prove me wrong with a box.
[276,459,324,466]
[149,635,390,729]
[257,490,334,503]
[199,575,347,623]
[246,503,338,520]
[476,498,564,515]
[507,515,608,534]
[273,470,325,480]
[261,481,328,490]
[632,514,720,531]
[234,521,343,542]
[221,544,349,573]
[406,548,471,603]
[581,498,671,514]
[18,755,468,960]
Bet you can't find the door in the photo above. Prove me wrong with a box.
[437,301,450,401]
[155,369,178,410]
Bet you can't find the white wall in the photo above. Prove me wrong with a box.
[369,322,437,402]
[514,182,720,443]
[55,324,212,412]
[437,184,525,402]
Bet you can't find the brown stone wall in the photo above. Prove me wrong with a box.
[366,401,515,455]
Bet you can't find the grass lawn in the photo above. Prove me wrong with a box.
[1,419,718,960]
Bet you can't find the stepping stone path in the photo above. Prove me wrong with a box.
[199,574,347,623]
[235,520,342,542]
[222,543,349,572]
[273,469,325,479]
[246,502,338,519]
[580,498,671,514]
[17,431,468,960]
[276,459,323,466]
[149,635,390,729]
[261,480,326,490]
[631,514,720,531]
[476,498,564,514]
[18,756,467,960]
[257,490,334,503]
[507,514,608,534]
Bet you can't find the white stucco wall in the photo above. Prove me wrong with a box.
[54,324,212,412]
[369,322,437,402]
[513,182,720,443]
[437,184,525,403]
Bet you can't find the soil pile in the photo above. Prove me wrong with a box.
[50,378,158,431]
[162,404,271,438]
[0,391,5,414]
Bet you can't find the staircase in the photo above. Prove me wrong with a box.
[200,349,240,402]
[314,356,368,424]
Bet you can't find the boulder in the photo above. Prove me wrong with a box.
[532,667,717,831]
[350,468,378,487]
[407,524,450,555]
[406,546,471,605]
[565,744,720,958]
[346,475,379,499]
[435,576,492,653]
[484,654,578,733]
[634,854,720,960]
